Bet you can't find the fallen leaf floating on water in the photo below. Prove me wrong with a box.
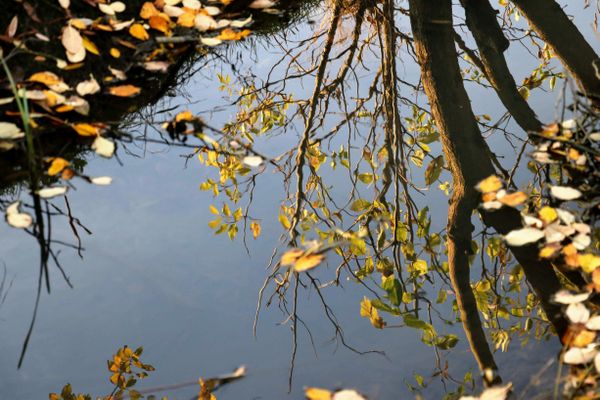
[242,155,263,167]
[47,157,70,175]
[108,84,141,97]
[0,122,24,139]
[459,383,512,400]
[249,0,277,9]
[550,185,582,201]
[305,387,367,400]
[503,227,545,246]
[58,0,70,9]
[563,344,598,365]
[566,302,590,324]
[498,191,527,207]
[28,71,70,93]
[217,28,251,41]
[553,290,591,305]
[144,61,170,72]
[37,186,68,199]
[76,75,101,96]
[61,24,85,63]
[164,5,185,17]
[201,37,222,46]
[183,0,201,10]
[129,23,150,40]
[476,175,502,193]
[91,176,113,185]
[98,1,126,16]
[231,16,253,28]
[5,201,33,229]
[195,14,218,31]
[92,136,115,158]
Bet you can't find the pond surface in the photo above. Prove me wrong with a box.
[0,1,598,399]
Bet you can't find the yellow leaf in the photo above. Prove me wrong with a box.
[140,2,159,19]
[360,297,386,329]
[305,387,333,400]
[539,206,558,224]
[250,221,261,239]
[72,123,100,136]
[279,213,291,229]
[175,110,194,122]
[177,12,196,27]
[499,191,527,207]
[217,28,251,41]
[149,15,170,33]
[281,248,303,266]
[48,157,70,176]
[28,71,62,86]
[476,175,502,193]
[209,205,219,215]
[293,253,325,272]
[82,36,100,55]
[579,254,600,273]
[108,84,141,97]
[110,47,121,58]
[539,245,558,259]
[129,23,149,41]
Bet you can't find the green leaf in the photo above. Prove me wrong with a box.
[424,156,443,185]
[357,173,374,184]
[381,276,403,306]
[350,198,371,212]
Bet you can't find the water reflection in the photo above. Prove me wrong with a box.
[0,0,598,399]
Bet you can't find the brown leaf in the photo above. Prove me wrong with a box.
[108,84,141,97]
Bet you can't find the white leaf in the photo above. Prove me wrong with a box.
[200,37,222,46]
[231,16,253,28]
[589,132,600,141]
[550,186,582,201]
[92,136,115,158]
[566,302,590,324]
[37,186,68,199]
[572,223,591,235]
[76,75,101,96]
[561,119,577,130]
[195,14,217,31]
[163,5,184,17]
[572,234,591,250]
[479,384,512,400]
[144,61,170,72]
[544,224,566,243]
[108,67,127,80]
[5,201,33,229]
[563,345,597,365]
[0,122,24,139]
[585,315,600,330]
[249,0,277,9]
[243,156,264,167]
[98,3,115,15]
[556,208,575,225]
[553,290,591,305]
[66,46,86,63]
[504,227,544,246]
[62,24,83,54]
[332,390,367,400]
[523,215,543,228]
[164,0,182,5]
[91,176,113,185]
[204,6,221,15]
[0,97,14,105]
[182,0,201,10]
[58,0,70,9]
[595,352,600,373]
[110,2,126,12]
[482,201,503,210]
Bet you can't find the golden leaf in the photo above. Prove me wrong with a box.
[540,123,559,137]
[476,175,502,193]
[175,110,194,122]
[129,23,150,41]
[61,168,75,180]
[110,47,121,58]
[538,206,558,224]
[149,15,170,33]
[293,253,325,272]
[539,245,558,259]
[217,28,251,41]
[177,12,196,27]
[281,248,303,266]
[72,123,100,136]
[305,387,333,400]
[108,84,141,97]
[28,71,61,86]
[140,2,159,19]
[499,191,527,207]
[250,221,261,239]
[563,244,580,268]
[82,36,100,55]
[360,297,386,329]
[579,254,600,274]
[48,157,70,176]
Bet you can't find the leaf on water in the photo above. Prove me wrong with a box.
[62,24,85,63]
[76,75,100,96]
[58,0,70,9]
[550,185,582,201]
[37,186,68,199]
[305,387,332,400]
[586,315,600,330]
[200,37,222,46]
[231,16,253,28]
[504,227,544,246]
[144,61,170,72]
[47,157,70,175]
[91,176,113,185]
[572,233,591,250]
[476,175,502,193]
[110,47,121,58]
[216,28,251,41]
[498,191,527,207]
[249,0,277,9]
[72,123,102,136]
[108,84,141,97]
[149,15,170,33]
[563,344,597,365]
[332,390,367,400]
[579,254,600,274]
[0,122,24,139]
[82,36,100,55]
[478,383,512,400]
[195,14,218,31]
[553,290,591,305]
[92,136,115,158]
[242,155,263,167]
[566,302,590,324]
[5,201,33,229]
[98,2,126,16]
[129,23,150,40]
[182,0,201,9]
[556,208,575,225]
[164,5,184,17]
[538,206,557,224]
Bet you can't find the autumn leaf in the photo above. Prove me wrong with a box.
[72,123,101,136]
[250,221,261,239]
[129,23,149,40]
[538,206,558,224]
[360,297,386,329]
[305,388,332,400]
[48,157,70,176]
[217,28,251,41]
[476,175,503,193]
[108,84,141,97]
[498,191,527,207]
[149,15,170,33]
[140,2,159,19]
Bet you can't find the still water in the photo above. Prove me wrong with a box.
[0,1,597,398]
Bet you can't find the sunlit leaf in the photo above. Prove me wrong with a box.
[332,390,367,400]
[550,186,582,201]
[563,344,597,364]
[91,176,113,185]
[498,191,527,207]
[108,84,141,97]
[243,156,264,167]
[250,221,261,239]
[76,75,101,96]
[5,201,33,229]
[504,227,544,246]
[579,254,600,273]
[566,303,590,324]
[476,175,502,193]
[305,387,332,400]
[48,157,70,175]
[37,186,68,199]
[129,23,150,40]
[360,297,386,329]
[538,206,557,224]
[92,136,115,158]
[0,122,24,139]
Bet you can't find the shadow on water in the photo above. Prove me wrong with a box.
[0,0,599,399]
